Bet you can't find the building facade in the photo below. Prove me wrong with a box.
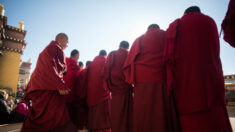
[224,74,235,105]
[18,59,31,89]
[0,4,27,95]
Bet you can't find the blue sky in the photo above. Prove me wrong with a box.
[1,0,234,75]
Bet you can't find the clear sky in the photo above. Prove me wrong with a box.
[1,0,234,75]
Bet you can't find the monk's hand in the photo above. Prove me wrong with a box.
[58,89,70,95]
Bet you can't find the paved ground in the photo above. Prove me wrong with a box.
[0,123,22,132]
[0,106,234,132]
[228,106,235,131]
[228,106,235,117]
[231,118,235,132]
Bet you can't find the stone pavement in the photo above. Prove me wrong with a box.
[0,106,234,132]
[230,117,235,132]
[228,106,235,132]
[0,123,22,132]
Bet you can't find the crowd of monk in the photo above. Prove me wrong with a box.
[20,4,235,132]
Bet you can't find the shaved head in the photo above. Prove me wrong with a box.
[99,50,107,56]
[148,24,160,30]
[86,61,91,67]
[55,33,68,41]
[184,6,201,14]
[120,41,129,49]
[55,33,69,50]
[70,49,79,61]
[70,49,79,57]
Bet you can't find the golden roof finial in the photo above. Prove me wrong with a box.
[18,21,24,30]
[0,4,5,16]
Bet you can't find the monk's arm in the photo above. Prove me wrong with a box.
[48,45,70,94]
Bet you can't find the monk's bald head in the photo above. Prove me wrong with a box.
[86,61,91,67]
[70,49,79,61]
[148,24,160,30]
[55,33,68,41]
[184,6,201,14]
[119,41,129,49]
[55,33,69,50]
[99,50,107,56]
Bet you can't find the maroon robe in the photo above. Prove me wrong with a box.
[123,28,175,132]
[87,55,111,130]
[222,0,235,47]
[71,68,89,129]
[75,68,88,99]
[164,12,232,132]
[104,48,133,132]
[63,57,80,103]
[21,41,76,132]
[63,57,87,130]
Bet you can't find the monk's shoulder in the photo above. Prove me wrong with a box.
[206,15,217,26]
[93,56,105,64]
[66,57,77,64]
[198,14,218,31]
[156,29,166,38]
[43,42,63,57]
[229,0,235,9]
[132,35,143,46]
[167,19,180,30]
[166,18,180,38]
[184,13,215,25]
[109,50,117,57]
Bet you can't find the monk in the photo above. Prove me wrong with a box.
[64,49,80,103]
[123,24,173,132]
[164,6,233,132]
[87,50,111,132]
[72,60,91,130]
[104,41,133,132]
[222,0,235,47]
[79,61,84,70]
[21,33,77,132]
[85,61,91,67]
[63,49,81,130]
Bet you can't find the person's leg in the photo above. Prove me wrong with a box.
[133,83,170,132]
[88,99,111,131]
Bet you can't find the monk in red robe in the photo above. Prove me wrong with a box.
[104,41,133,132]
[222,0,235,47]
[72,61,91,130]
[123,24,174,132]
[87,50,111,132]
[64,49,80,103]
[79,61,84,70]
[164,6,233,132]
[21,33,77,132]
[63,49,82,130]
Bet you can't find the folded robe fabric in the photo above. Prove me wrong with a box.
[22,41,70,132]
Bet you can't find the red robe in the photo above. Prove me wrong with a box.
[87,55,111,130]
[123,29,165,84]
[104,48,133,132]
[222,0,235,47]
[123,28,177,132]
[87,55,111,106]
[21,41,76,132]
[75,68,88,99]
[63,57,80,103]
[63,57,85,130]
[164,12,232,132]
[71,68,89,129]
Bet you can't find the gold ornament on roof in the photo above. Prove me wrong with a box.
[0,4,5,16]
[18,21,24,30]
